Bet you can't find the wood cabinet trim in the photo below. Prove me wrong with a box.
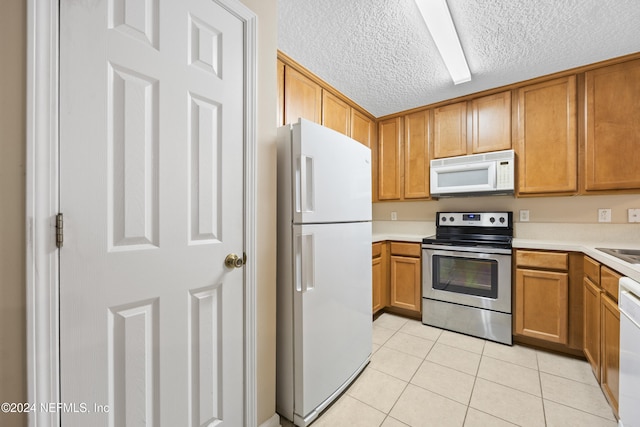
[583,256,601,286]
[515,250,569,271]
[390,242,421,257]
[601,266,622,302]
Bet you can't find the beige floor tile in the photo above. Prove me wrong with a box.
[370,346,423,382]
[372,343,381,354]
[536,350,599,386]
[426,343,481,376]
[384,331,435,359]
[463,408,518,427]
[312,394,386,427]
[477,356,541,396]
[540,372,616,420]
[482,341,538,369]
[380,416,410,427]
[374,313,410,331]
[469,378,545,427]
[411,360,475,405]
[399,319,443,341]
[373,324,396,345]
[437,330,486,354]
[347,367,407,413]
[544,399,619,427]
[390,384,467,427]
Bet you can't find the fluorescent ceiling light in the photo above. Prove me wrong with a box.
[416,0,471,84]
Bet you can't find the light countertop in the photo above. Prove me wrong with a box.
[372,232,640,283]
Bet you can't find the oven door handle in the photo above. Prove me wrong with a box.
[422,243,512,255]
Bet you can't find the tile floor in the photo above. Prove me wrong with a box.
[280,313,618,427]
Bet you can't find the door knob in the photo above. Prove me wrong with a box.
[225,253,245,269]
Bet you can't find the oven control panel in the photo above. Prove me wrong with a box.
[436,212,512,228]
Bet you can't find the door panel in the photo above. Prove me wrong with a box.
[291,120,372,224]
[293,222,372,417]
[60,0,245,425]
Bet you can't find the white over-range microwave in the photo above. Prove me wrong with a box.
[430,149,515,198]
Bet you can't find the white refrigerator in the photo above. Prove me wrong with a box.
[276,119,373,426]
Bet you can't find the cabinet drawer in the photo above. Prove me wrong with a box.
[516,250,568,270]
[601,266,622,301]
[390,242,421,257]
[583,256,601,286]
[372,242,383,258]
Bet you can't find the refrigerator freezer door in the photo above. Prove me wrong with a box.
[291,119,372,224]
[292,221,372,421]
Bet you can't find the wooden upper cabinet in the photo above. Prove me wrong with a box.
[404,110,430,199]
[516,76,577,195]
[471,91,512,154]
[283,66,322,125]
[322,90,350,136]
[433,101,467,159]
[585,59,640,192]
[277,59,285,126]
[378,117,402,200]
[351,109,373,148]
[433,91,511,159]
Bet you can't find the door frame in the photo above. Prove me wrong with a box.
[25,1,258,426]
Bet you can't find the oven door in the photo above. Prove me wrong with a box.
[423,245,512,314]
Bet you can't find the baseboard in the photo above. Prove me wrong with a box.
[259,413,281,427]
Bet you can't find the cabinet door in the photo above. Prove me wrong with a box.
[284,66,322,125]
[583,277,601,380]
[601,294,620,415]
[378,117,402,200]
[515,268,569,344]
[433,102,467,159]
[372,255,384,314]
[585,59,640,191]
[516,76,577,195]
[351,109,373,148]
[471,91,512,154]
[404,110,430,199]
[390,255,421,313]
[322,90,350,136]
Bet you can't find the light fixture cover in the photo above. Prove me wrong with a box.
[416,0,471,84]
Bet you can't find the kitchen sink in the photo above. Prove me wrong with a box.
[596,248,640,264]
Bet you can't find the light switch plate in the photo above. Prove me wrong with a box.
[519,210,530,222]
[598,208,612,223]
[391,211,397,221]
[628,208,640,223]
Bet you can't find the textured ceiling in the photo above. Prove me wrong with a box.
[278,0,640,117]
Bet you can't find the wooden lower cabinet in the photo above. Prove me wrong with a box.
[583,277,601,380]
[601,294,620,414]
[390,255,421,313]
[372,242,387,314]
[373,241,421,317]
[582,255,621,418]
[515,268,569,344]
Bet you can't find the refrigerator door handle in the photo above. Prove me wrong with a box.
[296,155,314,214]
[294,233,315,293]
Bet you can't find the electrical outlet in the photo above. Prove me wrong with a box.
[598,208,612,223]
[519,210,530,222]
[628,208,640,223]
[391,211,397,221]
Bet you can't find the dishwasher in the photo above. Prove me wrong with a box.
[619,277,640,427]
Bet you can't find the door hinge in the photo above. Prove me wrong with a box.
[56,213,64,248]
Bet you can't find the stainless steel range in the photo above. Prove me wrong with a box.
[422,212,513,345]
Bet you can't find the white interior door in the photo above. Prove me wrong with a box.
[59,0,245,425]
